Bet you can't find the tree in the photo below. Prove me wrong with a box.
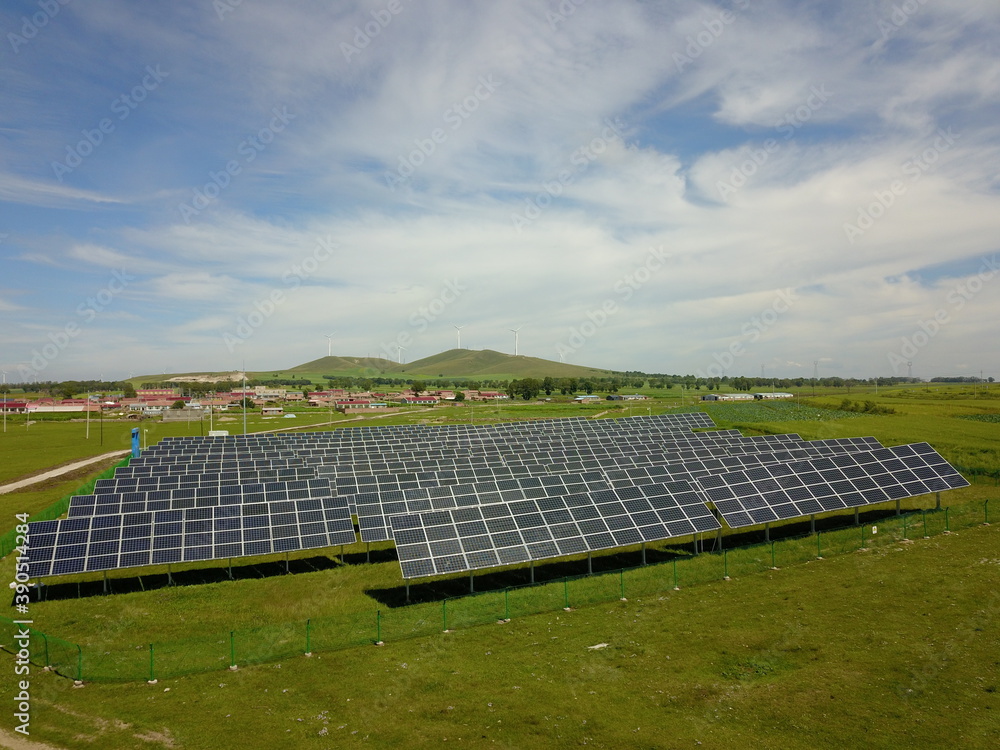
[239,397,255,409]
[411,380,426,397]
[453,391,466,402]
[541,376,555,396]
[170,400,186,409]
[518,378,542,400]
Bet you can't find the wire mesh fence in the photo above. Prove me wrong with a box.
[0,497,994,683]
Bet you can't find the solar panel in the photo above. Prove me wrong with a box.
[700,442,968,529]
[355,471,616,543]
[25,495,356,578]
[390,480,720,579]
[68,478,335,517]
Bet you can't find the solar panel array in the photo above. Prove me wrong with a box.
[699,443,970,528]
[26,495,356,578]
[346,438,887,541]
[391,481,720,578]
[23,410,970,584]
[70,478,337,517]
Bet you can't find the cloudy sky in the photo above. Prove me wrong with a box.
[1,0,998,382]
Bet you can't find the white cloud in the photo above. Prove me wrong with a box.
[0,1,998,380]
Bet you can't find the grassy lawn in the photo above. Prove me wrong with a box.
[2,521,996,748]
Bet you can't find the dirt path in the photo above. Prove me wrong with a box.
[0,451,130,496]
[0,728,66,750]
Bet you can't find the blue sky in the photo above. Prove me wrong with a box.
[1,0,998,382]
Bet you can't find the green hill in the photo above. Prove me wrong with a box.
[285,355,404,377]
[288,349,611,380]
[131,350,614,385]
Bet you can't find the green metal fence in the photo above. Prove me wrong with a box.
[953,464,1000,486]
[1,498,993,684]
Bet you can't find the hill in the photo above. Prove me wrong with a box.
[288,349,612,380]
[131,350,614,385]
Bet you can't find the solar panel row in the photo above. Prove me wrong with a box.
[390,481,720,578]
[26,496,356,578]
[698,443,969,528]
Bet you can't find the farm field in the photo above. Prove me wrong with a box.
[0,383,997,747]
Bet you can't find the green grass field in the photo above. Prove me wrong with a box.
[0,383,998,747]
[2,521,997,748]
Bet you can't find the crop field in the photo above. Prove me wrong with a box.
[697,400,865,423]
[0,384,998,748]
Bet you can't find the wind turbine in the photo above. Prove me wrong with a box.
[453,324,465,350]
[324,332,336,357]
[397,345,406,364]
[508,326,522,356]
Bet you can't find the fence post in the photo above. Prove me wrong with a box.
[148,644,156,684]
[985,499,990,525]
[442,599,448,632]
[817,530,822,559]
[770,540,777,570]
[229,631,237,670]
[672,558,679,590]
[376,610,382,645]
[305,618,311,656]
[563,578,570,610]
[903,515,908,540]
[503,588,510,621]
[39,631,49,668]
[75,644,83,684]
[860,524,866,550]
[723,549,730,580]
[619,569,626,600]
[945,507,951,533]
